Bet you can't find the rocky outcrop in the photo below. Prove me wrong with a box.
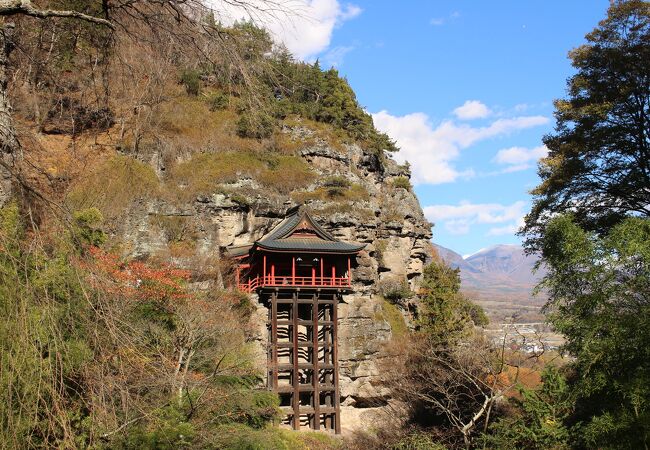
[113,134,433,432]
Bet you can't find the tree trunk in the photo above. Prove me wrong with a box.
[0,23,18,206]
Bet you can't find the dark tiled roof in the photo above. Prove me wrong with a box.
[225,244,253,257]
[257,238,365,253]
[226,205,365,256]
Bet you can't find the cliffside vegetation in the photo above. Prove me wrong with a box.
[0,1,648,449]
[0,1,387,448]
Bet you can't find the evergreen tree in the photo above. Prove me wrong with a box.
[523,1,650,250]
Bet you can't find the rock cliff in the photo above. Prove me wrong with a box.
[110,127,434,431]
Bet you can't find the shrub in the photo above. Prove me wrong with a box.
[72,208,106,247]
[378,277,413,302]
[392,176,411,190]
[237,111,276,139]
[206,91,229,111]
[322,175,351,198]
[180,69,201,96]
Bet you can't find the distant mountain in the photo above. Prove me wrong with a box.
[433,244,547,321]
[465,244,543,286]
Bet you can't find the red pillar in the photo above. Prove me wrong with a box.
[311,266,316,285]
[271,263,275,285]
[331,264,336,286]
[263,254,267,284]
[320,257,324,285]
[348,257,351,285]
[292,256,296,285]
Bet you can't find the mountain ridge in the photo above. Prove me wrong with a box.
[434,243,547,321]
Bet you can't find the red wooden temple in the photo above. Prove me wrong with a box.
[226,205,364,433]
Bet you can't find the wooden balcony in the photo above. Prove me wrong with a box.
[237,275,351,293]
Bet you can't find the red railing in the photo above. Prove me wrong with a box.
[237,275,351,293]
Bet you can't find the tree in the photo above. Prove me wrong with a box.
[0,0,290,207]
[481,366,572,450]
[378,261,504,448]
[522,0,650,250]
[538,215,650,448]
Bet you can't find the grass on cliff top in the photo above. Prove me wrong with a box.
[66,154,159,219]
[167,150,315,200]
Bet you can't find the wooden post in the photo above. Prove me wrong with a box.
[320,257,324,286]
[333,294,341,434]
[271,292,278,390]
[292,256,296,285]
[312,293,320,430]
[271,263,275,285]
[331,265,335,286]
[311,266,316,286]
[292,292,300,430]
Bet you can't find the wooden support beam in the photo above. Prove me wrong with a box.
[312,292,320,430]
[271,292,278,391]
[292,291,299,430]
[333,294,341,434]
[292,256,296,285]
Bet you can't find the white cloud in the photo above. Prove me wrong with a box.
[372,109,548,185]
[423,200,526,236]
[321,45,354,67]
[493,145,548,172]
[210,0,361,60]
[487,216,526,236]
[430,11,460,26]
[453,100,491,120]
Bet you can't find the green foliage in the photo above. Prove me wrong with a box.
[73,207,106,247]
[180,69,201,96]
[116,405,195,450]
[418,260,487,341]
[205,90,229,111]
[538,215,650,448]
[481,366,572,450]
[208,25,397,154]
[0,204,93,447]
[237,109,276,139]
[322,175,351,197]
[523,1,650,248]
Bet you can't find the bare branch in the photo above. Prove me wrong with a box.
[0,0,115,28]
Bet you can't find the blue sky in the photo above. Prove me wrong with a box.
[218,0,611,256]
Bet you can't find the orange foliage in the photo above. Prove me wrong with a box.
[85,246,192,303]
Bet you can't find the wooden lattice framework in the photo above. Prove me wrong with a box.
[264,288,342,432]
[226,206,363,433]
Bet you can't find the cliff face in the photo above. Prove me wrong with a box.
[111,127,433,431]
